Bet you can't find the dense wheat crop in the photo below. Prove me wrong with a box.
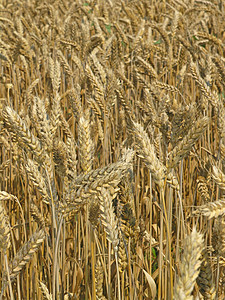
[0,0,225,299]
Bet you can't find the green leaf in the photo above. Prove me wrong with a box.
[83,2,89,6]
[105,24,111,33]
[152,247,157,258]
[154,40,161,45]
[152,261,158,273]
[98,151,101,160]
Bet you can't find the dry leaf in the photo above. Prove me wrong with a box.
[143,269,157,299]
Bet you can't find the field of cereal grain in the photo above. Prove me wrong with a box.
[0,0,225,299]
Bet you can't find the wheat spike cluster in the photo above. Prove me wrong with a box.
[0,0,225,299]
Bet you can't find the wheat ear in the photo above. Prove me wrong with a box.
[194,198,225,219]
[0,193,13,299]
[197,250,216,299]
[30,202,46,230]
[32,96,52,151]
[9,229,45,280]
[98,187,119,252]
[78,110,94,174]
[0,198,11,251]
[39,280,53,300]
[98,187,121,300]
[132,121,165,187]
[3,106,43,159]
[212,217,225,258]
[197,176,211,203]
[49,57,60,93]
[212,165,225,190]
[65,149,134,209]
[167,116,209,171]
[25,159,50,204]
[95,258,106,300]
[174,227,204,300]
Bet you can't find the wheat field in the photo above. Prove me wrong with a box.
[0,0,225,299]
